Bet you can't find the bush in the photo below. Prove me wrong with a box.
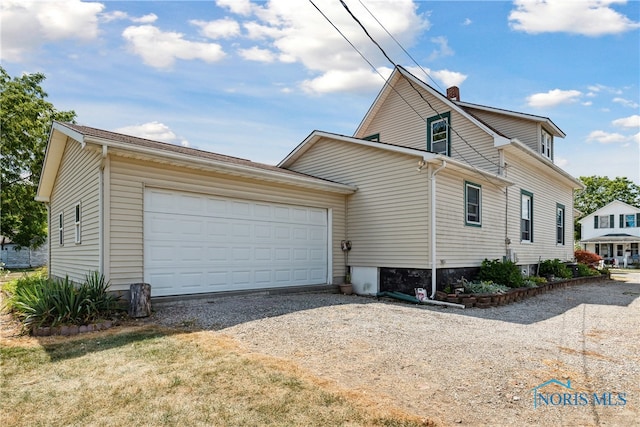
[538,259,573,279]
[2,271,120,332]
[576,263,601,277]
[478,259,524,288]
[574,250,602,266]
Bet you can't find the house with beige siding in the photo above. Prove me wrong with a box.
[36,66,582,299]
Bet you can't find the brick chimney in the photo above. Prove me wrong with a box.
[447,86,460,101]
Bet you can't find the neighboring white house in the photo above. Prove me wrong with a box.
[36,66,583,298]
[579,200,640,266]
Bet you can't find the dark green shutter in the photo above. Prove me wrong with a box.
[620,214,625,228]
[594,216,599,229]
[609,215,614,228]
[637,213,640,227]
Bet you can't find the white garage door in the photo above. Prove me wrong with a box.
[144,188,328,296]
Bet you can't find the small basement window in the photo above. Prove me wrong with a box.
[58,212,64,246]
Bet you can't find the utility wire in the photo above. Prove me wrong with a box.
[339,0,502,171]
[309,0,506,188]
[307,0,427,124]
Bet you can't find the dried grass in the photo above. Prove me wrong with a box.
[1,325,432,426]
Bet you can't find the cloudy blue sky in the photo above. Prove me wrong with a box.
[2,0,639,183]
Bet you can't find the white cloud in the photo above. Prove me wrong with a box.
[587,130,628,144]
[613,115,640,129]
[132,13,158,24]
[122,25,226,68]
[428,36,454,61]
[430,69,467,88]
[0,0,104,62]
[191,18,241,39]
[239,46,277,62]
[462,18,472,26]
[509,0,640,36]
[613,97,640,108]
[102,11,158,24]
[115,121,189,147]
[301,67,393,95]
[223,0,435,94]
[526,89,582,108]
[216,0,254,16]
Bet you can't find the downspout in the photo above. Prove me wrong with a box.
[99,145,108,276]
[429,159,447,299]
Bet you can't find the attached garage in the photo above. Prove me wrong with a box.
[37,122,356,297]
[144,188,329,296]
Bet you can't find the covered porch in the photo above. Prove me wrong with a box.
[581,234,640,267]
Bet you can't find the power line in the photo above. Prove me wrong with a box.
[338,0,502,170]
[307,0,427,124]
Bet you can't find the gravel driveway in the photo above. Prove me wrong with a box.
[151,272,640,426]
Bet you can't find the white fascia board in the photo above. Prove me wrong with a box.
[506,139,584,189]
[86,135,357,195]
[36,123,86,202]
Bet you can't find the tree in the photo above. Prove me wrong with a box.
[574,175,640,241]
[1,67,76,248]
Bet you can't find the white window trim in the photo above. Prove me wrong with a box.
[541,129,552,159]
[74,202,81,244]
[464,181,482,226]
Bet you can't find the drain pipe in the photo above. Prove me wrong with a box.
[429,160,447,299]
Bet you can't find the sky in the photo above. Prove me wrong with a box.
[2,0,639,183]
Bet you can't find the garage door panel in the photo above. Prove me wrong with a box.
[144,189,328,297]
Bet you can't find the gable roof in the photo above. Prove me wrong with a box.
[578,200,640,223]
[279,130,514,188]
[36,122,357,202]
[355,65,565,144]
[355,66,511,147]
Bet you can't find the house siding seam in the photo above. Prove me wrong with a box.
[49,140,101,283]
[108,155,346,291]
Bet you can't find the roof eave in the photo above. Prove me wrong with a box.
[504,139,584,189]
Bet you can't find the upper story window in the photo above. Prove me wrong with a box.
[620,213,640,228]
[594,214,614,229]
[541,129,552,159]
[427,112,450,156]
[363,133,380,142]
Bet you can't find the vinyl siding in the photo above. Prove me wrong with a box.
[287,137,431,268]
[503,151,575,264]
[435,171,507,267]
[354,77,500,174]
[467,109,540,152]
[108,155,346,291]
[49,140,101,283]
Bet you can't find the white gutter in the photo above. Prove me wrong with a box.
[429,160,447,299]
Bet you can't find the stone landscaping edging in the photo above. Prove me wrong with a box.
[32,320,114,337]
[436,275,609,308]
